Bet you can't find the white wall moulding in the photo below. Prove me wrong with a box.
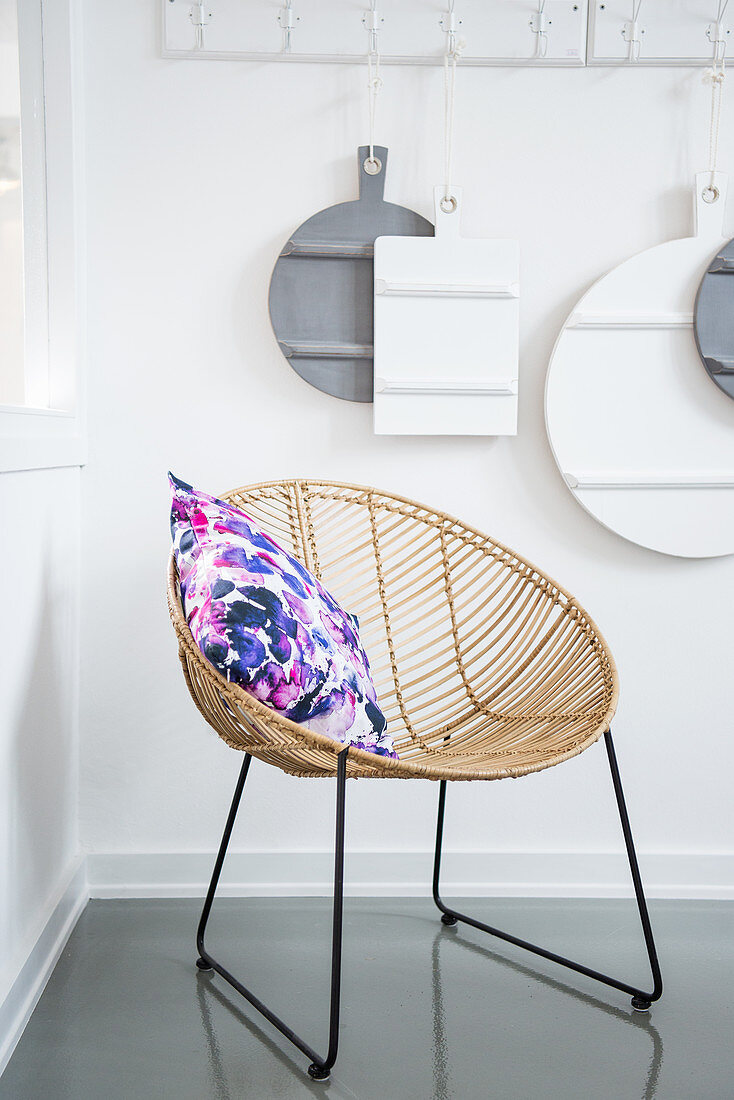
[374,187,519,436]
[0,407,86,473]
[0,436,86,475]
[85,850,734,901]
[588,0,732,66]
[546,172,734,558]
[161,0,588,66]
[0,861,87,1077]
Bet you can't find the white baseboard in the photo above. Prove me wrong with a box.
[0,859,88,1078]
[87,850,734,901]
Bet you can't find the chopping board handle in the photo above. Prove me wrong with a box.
[694,171,728,241]
[433,186,463,239]
[358,145,388,204]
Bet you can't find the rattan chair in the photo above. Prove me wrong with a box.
[167,479,662,1080]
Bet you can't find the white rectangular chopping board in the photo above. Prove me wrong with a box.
[373,187,519,436]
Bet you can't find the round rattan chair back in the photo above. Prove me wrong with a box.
[167,480,618,781]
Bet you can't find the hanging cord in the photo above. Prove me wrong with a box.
[365,2,382,172]
[704,0,728,201]
[280,0,294,54]
[367,51,382,169]
[441,6,463,212]
[707,64,725,194]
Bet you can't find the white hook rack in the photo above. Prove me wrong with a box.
[589,1,732,66]
[162,2,733,68]
[163,1,587,66]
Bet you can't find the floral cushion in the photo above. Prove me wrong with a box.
[169,474,396,759]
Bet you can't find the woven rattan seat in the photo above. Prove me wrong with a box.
[168,479,618,783]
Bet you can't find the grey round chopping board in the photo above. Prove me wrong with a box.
[268,146,434,403]
[694,236,734,402]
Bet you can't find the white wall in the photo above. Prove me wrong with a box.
[0,467,84,1069]
[80,0,734,897]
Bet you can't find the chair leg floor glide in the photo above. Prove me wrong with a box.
[432,729,663,1013]
[195,747,349,1081]
[195,728,662,1081]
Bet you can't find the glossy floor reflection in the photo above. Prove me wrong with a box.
[1,898,731,1099]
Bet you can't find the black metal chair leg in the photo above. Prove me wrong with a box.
[196,747,349,1080]
[432,729,663,1011]
[196,754,252,972]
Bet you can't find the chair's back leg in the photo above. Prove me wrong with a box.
[197,753,252,968]
[604,730,663,1008]
[431,733,663,1009]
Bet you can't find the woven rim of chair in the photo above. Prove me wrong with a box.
[167,479,619,781]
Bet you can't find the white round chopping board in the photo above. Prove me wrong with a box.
[545,173,734,558]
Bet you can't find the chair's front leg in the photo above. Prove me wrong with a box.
[432,779,458,927]
[431,730,663,1011]
[196,754,252,968]
[196,747,349,1080]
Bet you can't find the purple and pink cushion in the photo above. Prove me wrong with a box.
[169,474,396,759]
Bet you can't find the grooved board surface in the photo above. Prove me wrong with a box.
[695,235,734,402]
[269,147,433,403]
[373,187,519,435]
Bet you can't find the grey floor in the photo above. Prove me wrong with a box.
[1,898,731,1099]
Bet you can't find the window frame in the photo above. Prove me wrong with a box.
[0,0,85,474]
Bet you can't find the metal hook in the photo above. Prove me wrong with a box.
[707,0,729,70]
[363,1,382,57]
[622,0,644,63]
[530,0,549,59]
[277,0,299,54]
[189,1,211,50]
[440,2,462,59]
